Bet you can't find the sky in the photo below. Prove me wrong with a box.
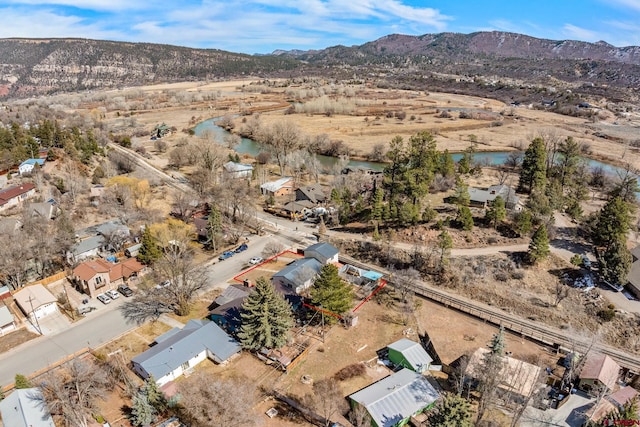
[1,0,640,54]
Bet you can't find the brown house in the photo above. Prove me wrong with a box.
[72,258,146,297]
[579,354,621,394]
[260,177,294,197]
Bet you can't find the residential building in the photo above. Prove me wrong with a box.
[295,184,326,204]
[465,348,543,401]
[0,183,36,212]
[72,258,146,298]
[13,284,58,322]
[467,184,520,210]
[579,354,621,394]
[349,368,440,427]
[132,319,241,386]
[18,158,46,175]
[0,388,55,427]
[387,338,433,373]
[222,161,253,180]
[585,386,639,422]
[304,242,339,265]
[66,219,131,263]
[271,257,323,294]
[125,243,142,258]
[26,201,58,220]
[0,305,16,335]
[0,285,11,301]
[209,284,253,332]
[260,177,294,197]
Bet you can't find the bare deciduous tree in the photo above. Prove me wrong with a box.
[304,378,347,427]
[39,359,112,427]
[258,120,302,176]
[262,240,285,261]
[178,376,258,427]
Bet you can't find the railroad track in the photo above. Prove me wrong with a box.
[340,255,640,373]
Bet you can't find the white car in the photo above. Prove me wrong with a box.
[96,293,111,305]
[105,289,120,300]
[249,257,263,265]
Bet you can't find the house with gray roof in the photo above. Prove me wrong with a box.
[295,184,326,204]
[66,219,131,264]
[223,161,253,180]
[0,388,55,427]
[304,242,339,265]
[272,257,323,294]
[349,368,440,427]
[387,338,433,373]
[626,245,640,298]
[468,184,520,210]
[0,305,16,335]
[132,319,241,386]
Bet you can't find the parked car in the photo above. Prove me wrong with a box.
[155,280,172,289]
[77,305,97,315]
[117,285,133,297]
[105,289,120,300]
[97,293,111,304]
[219,251,235,260]
[249,256,263,265]
[235,243,248,253]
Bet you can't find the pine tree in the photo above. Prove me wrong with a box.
[137,226,162,265]
[489,326,506,356]
[371,187,384,223]
[528,224,550,264]
[600,239,632,286]
[437,230,453,266]
[439,149,456,178]
[513,209,533,236]
[452,181,470,207]
[428,393,473,427]
[457,206,474,231]
[518,137,547,193]
[14,374,31,389]
[143,376,167,413]
[311,264,354,322]
[130,391,155,426]
[485,196,506,229]
[238,277,293,350]
[592,196,632,248]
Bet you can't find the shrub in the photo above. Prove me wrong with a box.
[334,363,366,381]
[598,308,615,322]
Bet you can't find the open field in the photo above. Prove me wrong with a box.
[88,79,640,172]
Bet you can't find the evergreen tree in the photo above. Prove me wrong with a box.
[238,277,293,350]
[529,224,550,264]
[428,393,473,427]
[600,239,632,286]
[130,391,155,427]
[311,264,354,322]
[457,143,476,174]
[137,226,162,265]
[489,326,506,356]
[437,230,453,266]
[14,374,31,389]
[485,196,506,229]
[513,209,533,237]
[452,181,470,207]
[205,205,223,251]
[370,187,384,223]
[592,196,632,248]
[555,136,581,188]
[457,206,474,231]
[518,137,547,193]
[143,376,167,413]
[439,149,456,178]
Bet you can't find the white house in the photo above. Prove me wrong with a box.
[132,319,241,386]
[0,388,55,427]
[222,161,253,180]
[18,158,45,175]
[0,183,36,212]
[304,242,339,265]
[260,177,294,197]
[13,284,58,322]
[0,305,16,335]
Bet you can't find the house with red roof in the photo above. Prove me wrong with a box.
[72,258,146,297]
[0,183,36,212]
[579,354,621,394]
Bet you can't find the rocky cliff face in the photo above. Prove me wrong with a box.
[0,38,297,98]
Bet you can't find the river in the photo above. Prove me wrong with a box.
[194,117,627,177]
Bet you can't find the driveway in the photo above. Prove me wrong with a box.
[26,310,71,336]
[520,391,593,427]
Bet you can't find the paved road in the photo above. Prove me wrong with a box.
[0,298,133,386]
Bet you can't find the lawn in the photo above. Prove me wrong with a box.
[96,321,173,361]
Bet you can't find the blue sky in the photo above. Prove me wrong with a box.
[1,0,640,53]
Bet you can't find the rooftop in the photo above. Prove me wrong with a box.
[0,388,55,427]
[580,353,621,390]
[13,284,57,313]
[0,183,36,205]
[305,242,339,259]
[260,177,293,192]
[387,338,433,371]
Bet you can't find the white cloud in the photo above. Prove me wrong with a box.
[3,0,147,12]
[562,23,601,42]
[605,0,640,12]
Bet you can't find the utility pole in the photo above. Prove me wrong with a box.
[28,295,42,335]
